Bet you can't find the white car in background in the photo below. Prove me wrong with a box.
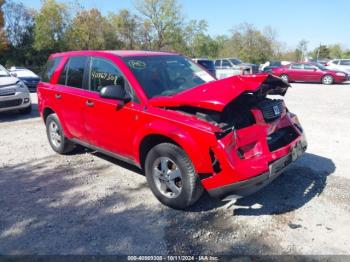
[0,65,32,114]
[214,58,259,80]
[326,59,350,78]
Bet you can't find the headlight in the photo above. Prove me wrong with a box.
[16,81,27,89]
[336,72,346,76]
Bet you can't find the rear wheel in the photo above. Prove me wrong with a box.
[46,114,75,154]
[322,75,334,85]
[280,74,289,83]
[145,143,203,209]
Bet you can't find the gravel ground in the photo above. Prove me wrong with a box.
[0,83,350,255]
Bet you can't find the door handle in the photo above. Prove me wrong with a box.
[86,100,94,107]
[55,94,62,99]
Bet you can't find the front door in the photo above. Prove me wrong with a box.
[303,64,322,82]
[83,56,143,159]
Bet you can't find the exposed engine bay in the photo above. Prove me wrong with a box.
[171,92,284,132]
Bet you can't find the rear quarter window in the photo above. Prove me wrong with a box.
[41,57,62,83]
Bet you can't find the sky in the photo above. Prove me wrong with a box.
[19,0,350,50]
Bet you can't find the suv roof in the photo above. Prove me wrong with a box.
[50,50,177,59]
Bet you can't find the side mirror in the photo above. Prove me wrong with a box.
[10,72,17,77]
[100,85,131,103]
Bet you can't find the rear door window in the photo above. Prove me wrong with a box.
[58,56,88,89]
[67,56,88,89]
[222,60,231,68]
[303,64,316,70]
[291,64,303,70]
[340,60,350,65]
[215,60,221,68]
[41,57,62,82]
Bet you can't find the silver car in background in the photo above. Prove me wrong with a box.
[326,59,350,79]
[0,65,32,114]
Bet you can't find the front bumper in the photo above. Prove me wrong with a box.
[0,91,31,113]
[202,110,307,200]
[208,140,306,200]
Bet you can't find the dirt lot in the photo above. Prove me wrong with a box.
[1,83,350,255]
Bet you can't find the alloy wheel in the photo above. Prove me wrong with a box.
[49,121,62,148]
[152,157,183,198]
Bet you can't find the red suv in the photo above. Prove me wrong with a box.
[38,51,307,209]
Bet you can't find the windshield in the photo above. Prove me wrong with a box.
[0,65,10,77]
[229,59,242,65]
[123,55,215,98]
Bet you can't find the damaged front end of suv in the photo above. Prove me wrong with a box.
[150,74,307,200]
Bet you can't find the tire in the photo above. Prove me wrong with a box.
[19,104,32,114]
[145,143,203,209]
[322,75,334,85]
[280,74,289,83]
[46,113,75,154]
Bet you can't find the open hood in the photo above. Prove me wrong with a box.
[149,74,290,112]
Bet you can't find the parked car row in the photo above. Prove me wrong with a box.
[193,58,349,85]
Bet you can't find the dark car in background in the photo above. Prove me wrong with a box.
[192,58,216,78]
[272,62,348,85]
[8,67,41,92]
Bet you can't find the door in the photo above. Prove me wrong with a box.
[303,64,322,82]
[83,56,143,158]
[54,56,89,141]
[288,63,304,81]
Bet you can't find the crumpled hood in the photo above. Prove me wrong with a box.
[0,76,19,87]
[149,74,289,112]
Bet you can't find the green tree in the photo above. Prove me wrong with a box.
[65,8,115,50]
[314,45,330,60]
[0,0,7,52]
[3,0,35,47]
[219,23,274,64]
[296,40,308,61]
[135,0,183,50]
[33,0,70,51]
[328,44,344,59]
[109,9,138,49]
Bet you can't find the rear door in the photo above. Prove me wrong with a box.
[82,56,142,158]
[54,56,89,141]
[288,63,304,81]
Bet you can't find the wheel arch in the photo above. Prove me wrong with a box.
[42,106,73,138]
[139,134,180,169]
[135,124,214,174]
[43,107,55,123]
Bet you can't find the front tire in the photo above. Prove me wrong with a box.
[322,75,334,85]
[145,143,203,209]
[46,113,75,154]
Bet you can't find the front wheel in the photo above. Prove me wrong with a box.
[322,75,334,85]
[145,143,203,209]
[46,113,75,154]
